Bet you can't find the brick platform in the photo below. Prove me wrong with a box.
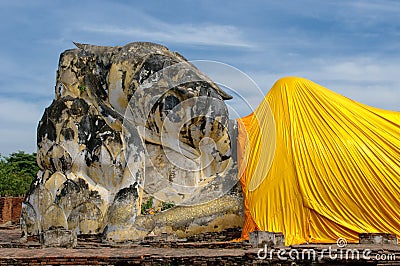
[1,226,400,265]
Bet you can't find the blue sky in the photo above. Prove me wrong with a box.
[0,0,399,155]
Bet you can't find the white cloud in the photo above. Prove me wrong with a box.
[0,98,43,154]
[0,129,37,155]
[193,55,400,118]
[81,22,254,48]
[349,0,400,15]
[246,57,400,112]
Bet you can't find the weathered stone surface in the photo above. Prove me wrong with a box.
[40,228,77,248]
[359,233,398,245]
[22,42,242,243]
[249,231,285,248]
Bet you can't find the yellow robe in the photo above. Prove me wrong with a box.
[238,77,400,245]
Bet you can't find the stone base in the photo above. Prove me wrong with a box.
[249,231,285,248]
[40,228,77,248]
[359,233,398,245]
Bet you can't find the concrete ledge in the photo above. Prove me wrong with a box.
[359,233,398,245]
[249,231,285,248]
[40,228,77,248]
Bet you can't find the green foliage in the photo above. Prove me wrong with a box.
[78,84,86,92]
[141,196,175,215]
[161,201,175,211]
[0,151,38,196]
[141,196,154,215]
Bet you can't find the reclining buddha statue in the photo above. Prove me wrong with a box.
[21,42,400,246]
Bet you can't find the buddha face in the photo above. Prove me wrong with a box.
[123,56,237,205]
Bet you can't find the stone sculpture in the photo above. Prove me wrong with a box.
[21,42,243,242]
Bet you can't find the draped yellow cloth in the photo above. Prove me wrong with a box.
[237,77,400,245]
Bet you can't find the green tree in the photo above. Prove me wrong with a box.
[0,151,38,196]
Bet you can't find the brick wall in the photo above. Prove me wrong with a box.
[0,197,24,224]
